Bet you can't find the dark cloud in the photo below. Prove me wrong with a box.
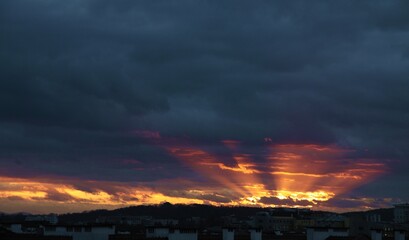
[161,190,234,204]
[1,0,409,210]
[45,191,77,202]
[6,196,26,201]
[318,196,393,210]
[259,197,312,207]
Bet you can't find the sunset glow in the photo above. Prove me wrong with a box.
[2,0,408,216]
[119,132,387,210]
[0,133,388,214]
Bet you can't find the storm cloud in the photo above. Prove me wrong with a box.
[1,0,409,212]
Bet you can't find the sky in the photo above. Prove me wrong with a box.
[1,0,409,214]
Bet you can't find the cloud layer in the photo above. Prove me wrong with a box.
[1,0,409,213]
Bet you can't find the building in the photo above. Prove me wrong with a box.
[1,221,48,234]
[0,226,71,240]
[140,227,263,240]
[394,204,409,224]
[145,227,198,240]
[26,215,58,224]
[306,227,349,240]
[251,212,295,232]
[295,218,315,232]
[371,228,408,240]
[315,214,347,228]
[43,224,115,240]
[222,228,234,240]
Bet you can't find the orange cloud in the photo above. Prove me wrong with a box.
[152,135,387,209]
[0,134,388,213]
[0,176,206,213]
[267,144,386,198]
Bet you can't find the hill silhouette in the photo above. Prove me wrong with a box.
[58,203,269,224]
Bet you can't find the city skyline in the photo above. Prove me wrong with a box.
[1,1,409,214]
